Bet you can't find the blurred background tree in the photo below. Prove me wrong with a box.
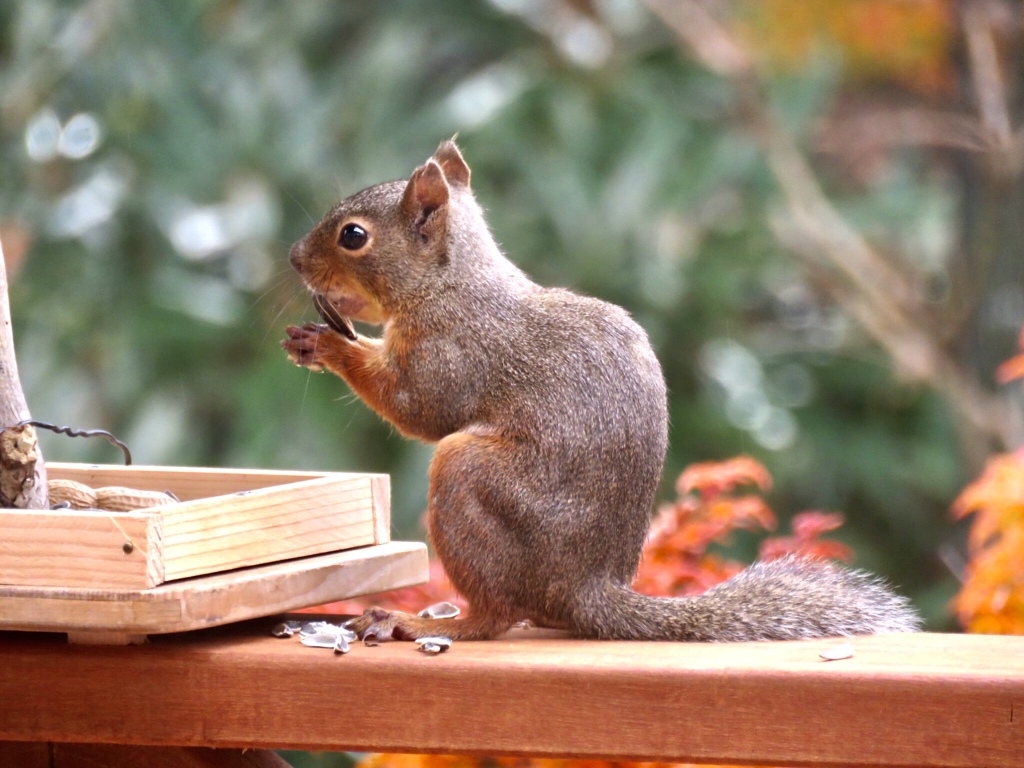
[2,0,1024,647]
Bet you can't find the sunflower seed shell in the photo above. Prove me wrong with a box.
[301,632,341,649]
[418,602,461,620]
[415,636,453,654]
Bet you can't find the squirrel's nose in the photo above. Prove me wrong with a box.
[288,240,305,271]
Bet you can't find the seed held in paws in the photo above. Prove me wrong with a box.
[314,293,357,340]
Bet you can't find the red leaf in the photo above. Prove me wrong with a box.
[676,456,773,499]
[995,354,1024,385]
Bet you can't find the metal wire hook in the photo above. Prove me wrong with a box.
[3,420,133,465]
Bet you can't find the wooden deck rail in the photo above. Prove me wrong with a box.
[1,624,1022,767]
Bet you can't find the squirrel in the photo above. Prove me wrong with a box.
[282,140,921,642]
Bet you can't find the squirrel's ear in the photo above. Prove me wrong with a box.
[401,160,450,239]
[431,140,471,188]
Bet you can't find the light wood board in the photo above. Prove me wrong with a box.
[46,462,342,500]
[0,540,427,642]
[0,463,391,589]
[0,630,1021,767]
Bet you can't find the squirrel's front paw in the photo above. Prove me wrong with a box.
[282,323,333,372]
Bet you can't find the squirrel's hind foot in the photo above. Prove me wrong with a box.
[345,607,416,642]
[347,606,511,642]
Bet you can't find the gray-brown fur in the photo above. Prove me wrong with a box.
[282,141,921,642]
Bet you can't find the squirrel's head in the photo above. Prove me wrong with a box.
[289,140,473,324]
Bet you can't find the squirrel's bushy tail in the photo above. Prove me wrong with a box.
[573,556,921,641]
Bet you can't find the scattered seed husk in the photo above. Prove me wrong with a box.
[276,617,431,654]
[418,602,460,620]
[819,642,855,661]
[294,621,356,642]
[301,632,342,649]
[271,620,303,638]
[299,621,336,638]
[415,636,453,654]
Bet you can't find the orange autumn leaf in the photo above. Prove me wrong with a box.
[759,511,854,563]
[952,450,1024,552]
[952,451,1024,520]
[951,449,1024,634]
[735,0,953,93]
[707,495,777,530]
[638,457,779,599]
[949,326,1024,634]
[994,325,1024,384]
[361,753,768,768]
[636,457,852,598]
[677,455,773,499]
[995,354,1024,385]
[361,756,484,768]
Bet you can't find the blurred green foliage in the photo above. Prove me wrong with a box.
[1,0,1017,655]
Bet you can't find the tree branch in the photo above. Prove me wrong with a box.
[643,0,1022,455]
[0,238,47,508]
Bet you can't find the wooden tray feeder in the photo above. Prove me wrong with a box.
[0,462,429,644]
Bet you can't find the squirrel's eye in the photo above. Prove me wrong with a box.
[338,223,369,251]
